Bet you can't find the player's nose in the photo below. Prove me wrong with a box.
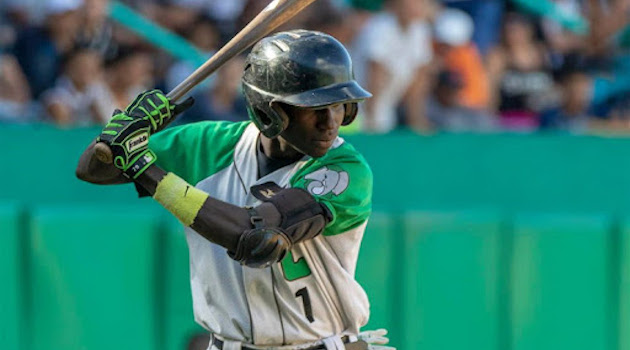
[316,106,340,131]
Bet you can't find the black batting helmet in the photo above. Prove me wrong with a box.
[242,30,371,138]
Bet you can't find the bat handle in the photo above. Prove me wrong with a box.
[94,142,114,164]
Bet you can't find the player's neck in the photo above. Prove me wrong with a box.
[259,135,303,161]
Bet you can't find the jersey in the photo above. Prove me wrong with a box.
[149,121,373,346]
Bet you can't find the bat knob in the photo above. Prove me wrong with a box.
[94,142,114,164]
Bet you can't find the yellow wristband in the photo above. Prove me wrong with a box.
[153,172,209,226]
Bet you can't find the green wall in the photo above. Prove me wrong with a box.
[1,125,629,349]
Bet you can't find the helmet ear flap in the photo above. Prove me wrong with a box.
[268,102,290,137]
[244,83,288,139]
[342,103,358,126]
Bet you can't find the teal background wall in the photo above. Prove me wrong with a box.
[1,125,629,350]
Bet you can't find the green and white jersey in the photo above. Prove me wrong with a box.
[150,121,373,346]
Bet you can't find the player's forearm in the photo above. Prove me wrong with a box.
[135,165,261,251]
[135,165,328,267]
[75,140,131,185]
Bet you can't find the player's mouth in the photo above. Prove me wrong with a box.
[313,139,334,148]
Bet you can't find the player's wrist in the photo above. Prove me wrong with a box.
[122,149,157,179]
[153,172,209,226]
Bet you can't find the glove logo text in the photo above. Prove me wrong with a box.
[126,133,149,153]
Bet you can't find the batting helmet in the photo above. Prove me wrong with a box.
[242,30,371,138]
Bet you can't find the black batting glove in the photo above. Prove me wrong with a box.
[126,89,194,133]
[97,109,156,179]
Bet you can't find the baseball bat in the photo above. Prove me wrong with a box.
[94,0,319,164]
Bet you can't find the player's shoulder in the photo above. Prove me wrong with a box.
[150,121,253,185]
[317,138,371,173]
[163,120,250,137]
[152,120,251,146]
[291,137,372,235]
[291,137,372,188]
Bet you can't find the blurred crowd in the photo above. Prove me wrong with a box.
[3,0,630,134]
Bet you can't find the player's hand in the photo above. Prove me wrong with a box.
[97,109,157,179]
[126,89,194,133]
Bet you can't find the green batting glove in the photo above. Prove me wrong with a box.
[125,89,194,133]
[97,109,157,179]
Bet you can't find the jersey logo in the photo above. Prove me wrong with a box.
[305,167,349,196]
[259,189,275,199]
[251,182,283,201]
[281,250,311,281]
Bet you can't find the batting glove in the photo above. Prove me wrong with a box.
[358,329,395,350]
[97,109,157,179]
[126,89,194,133]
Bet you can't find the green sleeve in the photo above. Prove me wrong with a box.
[290,143,373,236]
[149,121,250,185]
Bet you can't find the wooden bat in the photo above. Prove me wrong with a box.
[94,0,319,164]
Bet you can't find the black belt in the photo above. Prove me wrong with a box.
[211,335,353,350]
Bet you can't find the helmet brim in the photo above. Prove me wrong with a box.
[274,81,372,108]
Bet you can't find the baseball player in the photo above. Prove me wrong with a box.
[77,30,392,350]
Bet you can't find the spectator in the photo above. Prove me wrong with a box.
[539,69,594,132]
[432,7,490,111]
[41,47,110,126]
[103,46,155,110]
[12,0,83,98]
[426,70,497,132]
[487,12,556,130]
[598,95,630,133]
[173,56,248,125]
[0,53,36,122]
[442,0,504,57]
[303,0,373,50]
[585,0,630,57]
[0,12,18,56]
[152,3,199,37]
[304,0,355,44]
[237,0,270,30]
[353,0,434,132]
[168,0,247,39]
[3,0,48,27]
[0,8,37,123]
[76,0,115,57]
[540,0,587,70]
[165,15,220,93]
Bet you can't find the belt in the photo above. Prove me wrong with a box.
[212,335,353,350]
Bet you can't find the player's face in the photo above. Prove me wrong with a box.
[280,103,346,158]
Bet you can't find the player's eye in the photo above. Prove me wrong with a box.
[330,103,343,111]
